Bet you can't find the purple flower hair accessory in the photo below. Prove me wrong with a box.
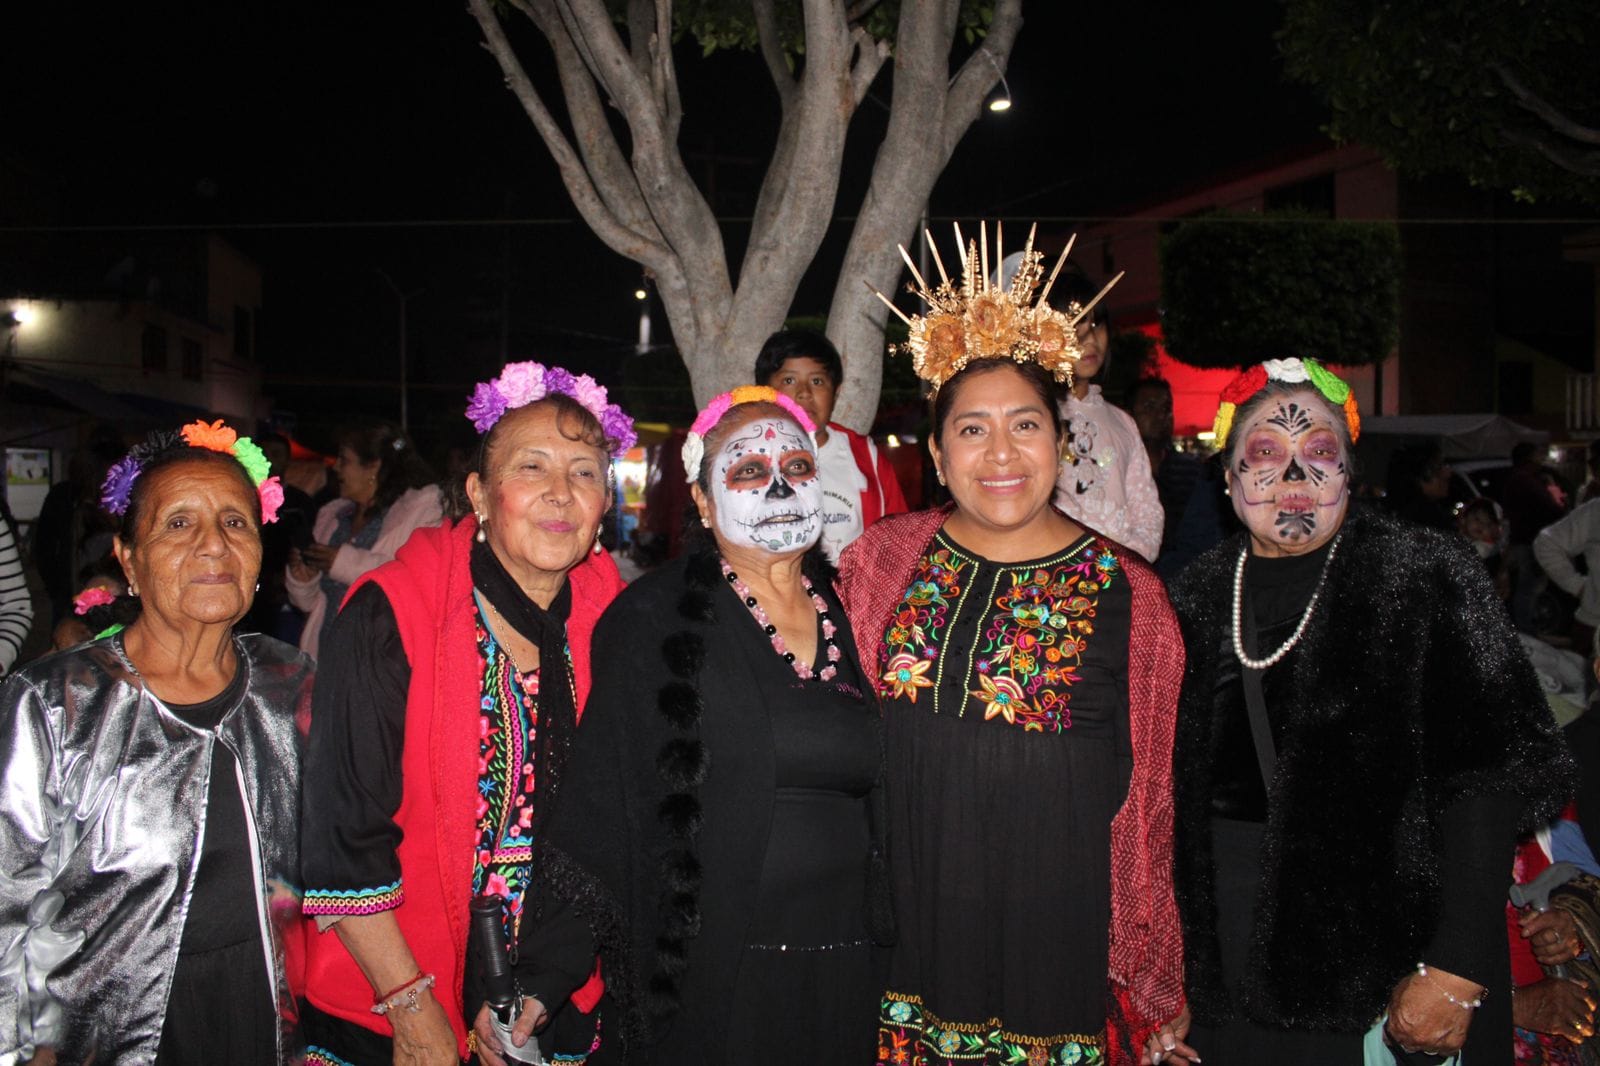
[101,455,143,515]
[464,359,637,458]
[465,381,509,434]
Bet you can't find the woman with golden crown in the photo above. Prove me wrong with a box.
[841,224,1191,1066]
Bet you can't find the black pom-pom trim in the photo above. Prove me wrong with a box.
[677,587,716,623]
[662,631,705,678]
[661,849,702,894]
[657,681,703,730]
[655,935,689,977]
[658,792,703,839]
[684,550,722,589]
[661,891,701,938]
[657,738,710,790]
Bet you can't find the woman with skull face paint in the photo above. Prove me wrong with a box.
[515,386,891,1065]
[1170,358,1575,1064]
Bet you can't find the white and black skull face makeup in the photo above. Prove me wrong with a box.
[709,415,823,554]
[1228,387,1350,556]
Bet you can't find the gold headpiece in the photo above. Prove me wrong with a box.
[867,221,1123,393]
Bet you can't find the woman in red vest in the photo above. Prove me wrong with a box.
[298,361,635,1065]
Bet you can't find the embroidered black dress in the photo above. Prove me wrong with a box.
[875,531,1131,1066]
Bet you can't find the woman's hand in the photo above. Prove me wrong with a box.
[388,990,459,1066]
[287,548,317,582]
[1520,907,1585,968]
[1141,1005,1200,1064]
[471,998,549,1066]
[300,543,338,574]
[1385,966,1483,1056]
[1513,978,1597,1043]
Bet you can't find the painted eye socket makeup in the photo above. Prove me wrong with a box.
[709,417,823,554]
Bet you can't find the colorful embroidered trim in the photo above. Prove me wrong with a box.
[878,992,1105,1065]
[681,385,817,483]
[301,880,404,916]
[464,359,637,455]
[1212,356,1360,448]
[101,419,284,523]
[304,1048,359,1066]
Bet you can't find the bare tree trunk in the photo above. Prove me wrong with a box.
[467,0,1019,416]
[829,0,1024,432]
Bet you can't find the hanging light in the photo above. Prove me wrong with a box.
[987,75,1013,112]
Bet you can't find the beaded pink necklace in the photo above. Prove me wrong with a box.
[720,558,841,681]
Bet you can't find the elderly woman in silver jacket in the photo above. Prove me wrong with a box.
[0,421,312,1066]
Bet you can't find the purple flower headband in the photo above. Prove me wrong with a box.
[465,360,638,458]
[682,385,818,483]
[101,420,284,523]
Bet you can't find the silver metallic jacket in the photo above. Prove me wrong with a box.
[0,633,312,1065]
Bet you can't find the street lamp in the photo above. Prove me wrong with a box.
[976,48,1013,112]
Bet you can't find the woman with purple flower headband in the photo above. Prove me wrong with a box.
[512,385,892,1064]
[299,361,633,1065]
[0,420,314,1064]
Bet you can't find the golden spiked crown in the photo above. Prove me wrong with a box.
[868,221,1122,393]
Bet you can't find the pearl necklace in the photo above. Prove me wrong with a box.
[721,559,841,681]
[1230,534,1342,671]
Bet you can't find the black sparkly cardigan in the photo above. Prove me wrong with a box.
[1168,504,1575,1035]
[520,549,893,1063]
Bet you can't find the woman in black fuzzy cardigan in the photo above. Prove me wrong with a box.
[1169,359,1575,1065]
[515,388,892,1065]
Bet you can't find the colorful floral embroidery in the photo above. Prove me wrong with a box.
[471,604,559,941]
[301,879,403,917]
[878,535,1119,734]
[877,992,1104,1066]
[305,1048,359,1066]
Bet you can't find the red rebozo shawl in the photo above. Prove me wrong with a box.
[837,507,1186,1064]
[302,517,624,1056]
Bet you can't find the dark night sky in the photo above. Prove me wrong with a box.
[1,1,1326,435]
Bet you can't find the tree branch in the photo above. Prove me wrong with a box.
[845,0,883,23]
[942,0,1024,154]
[1499,125,1600,178]
[626,0,653,73]
[466,0,673,272]
[517,0,666,247]
[650,0,682,140]
[849,26,890,108]
[752,0,797,107]
[1493,63,1600,147]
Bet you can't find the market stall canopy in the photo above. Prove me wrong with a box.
[1360,414,1548,460]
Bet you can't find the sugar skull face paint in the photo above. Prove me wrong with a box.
[709,415,822,554]
[1228,387,1350,556]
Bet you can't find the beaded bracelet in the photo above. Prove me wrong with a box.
[1416,962,1484,1010]
[371,972,436,1016]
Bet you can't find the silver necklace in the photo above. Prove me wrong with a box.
[1231,533,1342,670]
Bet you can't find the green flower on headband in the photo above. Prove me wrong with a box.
[1303,359,1350,405]
[230,437,271,484]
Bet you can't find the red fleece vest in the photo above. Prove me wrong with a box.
[302,518,623,1054]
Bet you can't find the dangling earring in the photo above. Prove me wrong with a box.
[475,514,488,543]
[592,528,603,555]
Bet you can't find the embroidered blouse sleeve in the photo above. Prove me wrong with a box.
[300,582,411,922]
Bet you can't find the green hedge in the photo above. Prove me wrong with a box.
[1158,212,1400,369]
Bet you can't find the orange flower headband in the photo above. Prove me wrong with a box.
[866,221,1122,393]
